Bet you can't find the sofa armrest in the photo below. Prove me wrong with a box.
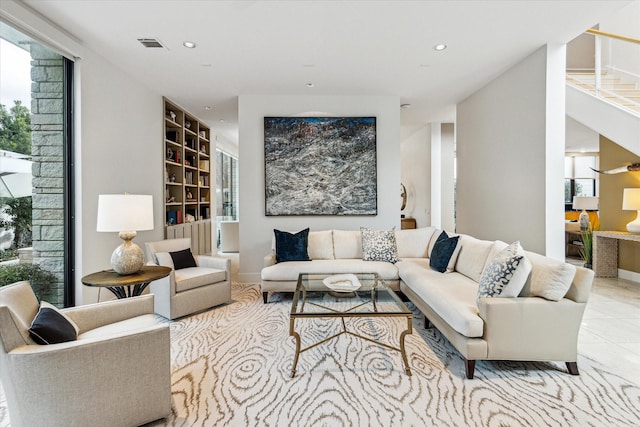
[197,255,230,273]
[264,252,276,267]
[62,294,155,333]
[477,297,586,360]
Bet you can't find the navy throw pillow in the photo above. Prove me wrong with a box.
[429,231,460,273]
[29,302,79,345]
[170,248,197,270]
[274,228,310,263]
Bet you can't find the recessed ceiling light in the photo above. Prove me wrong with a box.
[400,104,412,109]
[204,106,212,111]
[306,82,315,88]
[434,44,447,51]
[183,41,196,48]
[219,119,225,123]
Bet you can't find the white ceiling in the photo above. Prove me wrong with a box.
[22,0,631,145]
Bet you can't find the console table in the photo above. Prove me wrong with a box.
[592,231,640,277]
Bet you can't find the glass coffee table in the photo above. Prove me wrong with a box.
[289,272,412,377]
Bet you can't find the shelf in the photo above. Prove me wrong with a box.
[164,97,212,227]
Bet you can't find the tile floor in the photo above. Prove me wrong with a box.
[578,275,640,379]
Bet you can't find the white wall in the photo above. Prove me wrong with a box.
[457,45,566,258]
[441,123,456,232]
[238,95,400,281]
[78,50,164,303]
[400,124,431,227]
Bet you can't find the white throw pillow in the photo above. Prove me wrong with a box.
[155,252,175,270]
[520,251,576,301]
[477,241,532,302]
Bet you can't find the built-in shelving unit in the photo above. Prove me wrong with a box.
[164,97,212,229]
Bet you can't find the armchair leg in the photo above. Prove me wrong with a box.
[262,292,268,304]
[464,359,476,379]
[566,361,579,375]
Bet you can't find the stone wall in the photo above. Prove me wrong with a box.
[30,44,65,305]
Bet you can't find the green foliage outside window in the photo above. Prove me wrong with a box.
[0,101,31,155]
[0,263,57,302]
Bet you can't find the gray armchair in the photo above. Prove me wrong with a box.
[0,281,171,427]
[145,238,231,319]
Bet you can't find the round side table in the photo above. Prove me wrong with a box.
[81,265,172,299]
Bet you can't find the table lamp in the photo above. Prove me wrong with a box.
[572,196,598,231]
[97,194,154,274]
[622,188,640,233]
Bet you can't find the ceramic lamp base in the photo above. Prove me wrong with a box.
[111,231,145,275]
[626,211,640,233]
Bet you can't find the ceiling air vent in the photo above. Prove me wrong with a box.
[137,38,165,48]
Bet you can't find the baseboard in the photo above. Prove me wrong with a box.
[237,272,261,283]
[618,269,640,284]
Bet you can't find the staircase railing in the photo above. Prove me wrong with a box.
[567,29,640,115]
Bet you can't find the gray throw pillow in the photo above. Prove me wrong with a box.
[361,227,400,263]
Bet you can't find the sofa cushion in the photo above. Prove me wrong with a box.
[427,228,443,257]
[274,228,311,262]
[29,301,79,345]
[429,231,461,273]
[261,259,399,281]
[520,251,576,301]
[395,227,436,258]
[398,261,483,338]
[333,230,363,259]
[308,230,334,260]
[169,248,198,270]
[455,235,496,282]
[361,227,400,263]
[477,241,531,301]
[175,267,227,292]
[78,314,159,340]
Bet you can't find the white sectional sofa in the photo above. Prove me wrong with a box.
[261,227,594,379]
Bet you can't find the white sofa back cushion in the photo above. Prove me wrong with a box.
[333,230,363,259]
[455,235,496,282]
[520,251,577,301]
[427,228,443,257]
[308,230,335,260]
[395,227,436,258]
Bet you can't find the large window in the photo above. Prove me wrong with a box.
[0,22,74,306]
[565,154,598,210]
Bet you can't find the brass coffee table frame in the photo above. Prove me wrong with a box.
[289,273,412,378]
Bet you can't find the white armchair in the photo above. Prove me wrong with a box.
[145,238,231,319]
[0,281,171,427]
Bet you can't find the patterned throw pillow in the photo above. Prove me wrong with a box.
[477,241,532,303]
[361,227,400,263]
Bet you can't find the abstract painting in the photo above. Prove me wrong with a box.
[264,117,377,216]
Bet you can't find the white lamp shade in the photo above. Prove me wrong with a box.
[572,196,598,211]
[622,188,640,210]
[97,194,154,232]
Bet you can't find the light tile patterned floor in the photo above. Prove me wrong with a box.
[579,276,640,379]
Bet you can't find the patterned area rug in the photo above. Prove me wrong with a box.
[1,283,639,426]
